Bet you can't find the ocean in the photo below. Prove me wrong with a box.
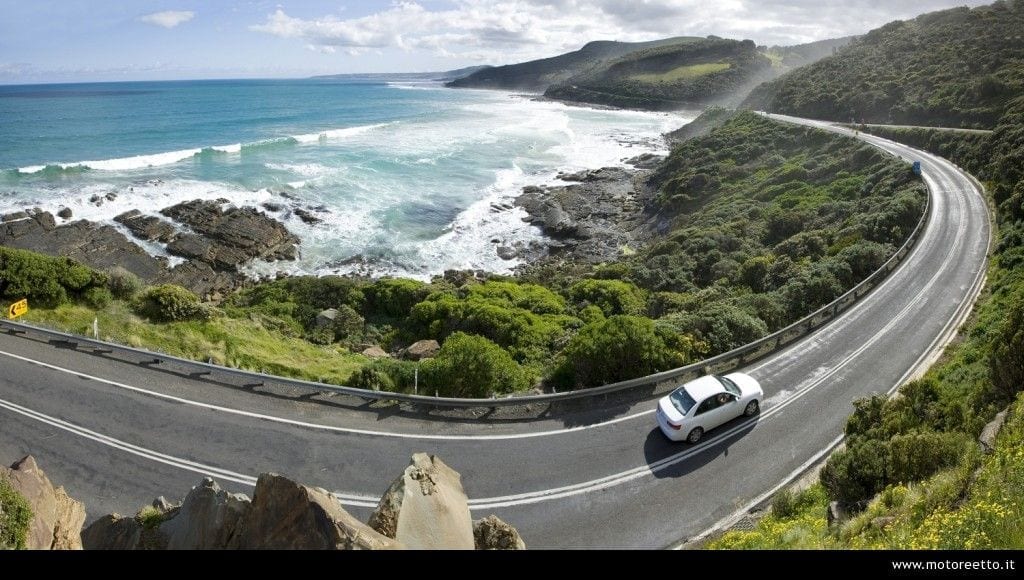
[0,78,690,279]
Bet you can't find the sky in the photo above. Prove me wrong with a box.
[0,0,995,84]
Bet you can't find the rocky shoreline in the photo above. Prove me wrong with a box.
[509,153,665,271]
[0,197,305,301]
[1,148,671,300]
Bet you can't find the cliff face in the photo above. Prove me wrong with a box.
[1,456,86,550]
[77,453,524,550]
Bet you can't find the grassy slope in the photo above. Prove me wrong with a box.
[744,1,1024,128]
[23,302,367,385]
[711,394,1023,549]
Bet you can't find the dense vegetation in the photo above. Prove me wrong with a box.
[0,476,32,550]
[744,1,1024,128]
[446,37,700,92]
[712,20,1024,546]
[545,38,772,110]
[2,112,924,396]
[451,35,851,111]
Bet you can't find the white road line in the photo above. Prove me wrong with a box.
[0,396,381,508]
[0,347,652,441]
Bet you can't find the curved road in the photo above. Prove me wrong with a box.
[0,116,990,548]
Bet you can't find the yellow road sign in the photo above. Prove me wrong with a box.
[8,299,28,319]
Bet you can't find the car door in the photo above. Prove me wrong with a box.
[693,396,723,431]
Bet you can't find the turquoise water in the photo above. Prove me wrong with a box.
[0,79,689,278]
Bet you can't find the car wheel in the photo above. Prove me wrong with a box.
[686,427,703,444]
[744,400,760,417]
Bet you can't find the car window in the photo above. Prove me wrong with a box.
[717,375,741,396]
[669,388,697,415]
[696,397,721,415]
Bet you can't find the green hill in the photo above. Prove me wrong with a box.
[743,1,1024,128]
[449,35,851,111]
[544,37,772,110]
[445,37,700,92]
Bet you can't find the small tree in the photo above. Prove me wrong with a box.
[421,332,530,398]
[557,316,684,389]
[135,285,210,322]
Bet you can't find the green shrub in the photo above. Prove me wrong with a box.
[348,358,419,393]
[556,316,685,389]
[420,332,531,397]
[106,266,143,299]
[364,278,431,318]
[662,302,769,355]
[567,279,646,317]
[822,431,970,509]
[0,476,33,550]
[0,246,103,307]
[84,286,113,310]
[990,293,1024,402]
[135,285,210,322]
[467,281,567,315]
[332,304,365,342]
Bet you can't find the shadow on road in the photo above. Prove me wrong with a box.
[643,416,758,479]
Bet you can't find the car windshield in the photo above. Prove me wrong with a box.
[717,375,741,396]
[669,387,697,415]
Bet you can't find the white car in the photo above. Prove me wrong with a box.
[656,373,764,443]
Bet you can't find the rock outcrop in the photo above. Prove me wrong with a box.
[229,474,397,550]
[1,456,86,550]
[0,212,168,281]
[161,200,299,271]
[76,453,524,550]
[369,453,474,549]
[159,478,248,549]
[979,407,1009,454]
[474,515,527,550]
[515,166,651,265]
[115,210,177,243]
[402,340,441,361]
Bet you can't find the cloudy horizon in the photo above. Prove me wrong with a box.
[0,0,994,84]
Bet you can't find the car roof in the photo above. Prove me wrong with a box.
[681,375,725,402]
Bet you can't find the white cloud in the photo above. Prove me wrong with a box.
[140,10,196,29]
[250,0,993,64]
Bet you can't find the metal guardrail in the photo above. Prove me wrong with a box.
[0,182,931,412]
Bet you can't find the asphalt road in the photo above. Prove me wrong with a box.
[0,116,991,548]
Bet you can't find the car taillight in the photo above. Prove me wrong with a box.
[667,422,681,431]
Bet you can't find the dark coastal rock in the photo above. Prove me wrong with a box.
[161,200,300,271]
[0,216,168,281]
[625,153,665,170]
[156,260,243,303]
[57,207,73,220]
[115,210,178,243]
[2,210,30,222]
[293,208,323,225]
[515,166,655,267]
[261,202,285,213]
[497,245,518,260]
[521,185,544,194]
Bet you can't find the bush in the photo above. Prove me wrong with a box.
[348,358,418,393]
[135,285,210,322]
[821,431,970,509]
[106,266,143,299]
[332,304,365,342]
[662,302,769,355]
[990,293,1024,401]
[364,278,431,318]
[84,286,113,310]
[0,246,103,307]
[567,279,646,317]
[420,332,531,397]
[556,316,684,389]
[0,476,33,550]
